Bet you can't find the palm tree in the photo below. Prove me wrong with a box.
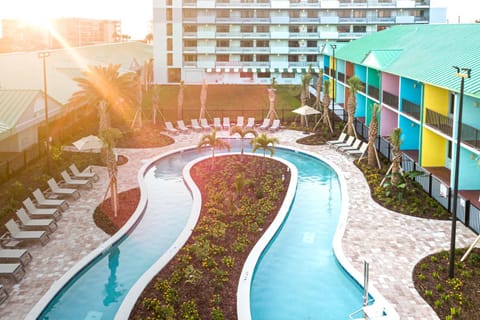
[99,128,122,217]
[229,126,258,157]
[368,103,381,168]
[346,76,364,136]
[300,71,313,127]
[390,128,403,186]
[314,70,324,110]
[69,64,139,133]
[197,129,231,168]
[250,133,279,169]
[321,79,332,131]
[177,80,184,121]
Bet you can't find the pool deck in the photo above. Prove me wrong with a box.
[0,129,477,320]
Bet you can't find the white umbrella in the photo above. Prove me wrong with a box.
[73,135,104,151]
[292,105,321,128]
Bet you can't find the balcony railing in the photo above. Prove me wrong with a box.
[383,91,399,109]
[462,123,480,150]
[337,72,345,83]
[368,85,379,100]
[425,108,453,136]
[402,99,420,120]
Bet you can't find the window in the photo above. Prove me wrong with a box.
[217,40,229,47]
[353,10,366,18]
[240,71,254,78]
[353,25,366,32]
[217,54,229,62]
[256,55,269,62]
[167,24,172,36]
[167,38,173,51]
[241,25,254,32]
[338,10,350,18]
[183,9,196,18]
[217,10,230,18]
[257,25,269,32]
[168,68,181,83]
[241,10,254,18]
[307,11,318,18]
[282,72,295,78]
[240,54,253,61]
[258,72,271,78]
[256,40,269,47]
[166,8,172,20]
[306,25,317,33]
[288,40,300,47]
[184,54,197,62]
[290,11,300,18]
[289,25,300,32]
[288,55,299,62]
[306,55,317,62]
[167,53,173,66]
[184,25,197,33]
[216,25,229,32]
[337,25,350,33]
[184,39,197,47]
[256,10,269,18]
[378,10,391,18]
[377,25,387,31]
[306,40,317,47]
[240,40,254,47]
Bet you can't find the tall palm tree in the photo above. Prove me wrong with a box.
[250,133,279,169]
[322,79,332,130]
[99,128,122,217]
[177,80,184,121]
[229,126,258,157]
[346,76,364,136]
[314,70,324,110]
[69,64,139,133]
[197,129,231,168]
[368,103,381,168]
[390,128,403,186]
[300,71,313,127]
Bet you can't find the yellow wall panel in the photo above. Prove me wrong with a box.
[421,128,446,166]
[424,84,449,116]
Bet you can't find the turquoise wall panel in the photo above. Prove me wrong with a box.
[399,116,420,150]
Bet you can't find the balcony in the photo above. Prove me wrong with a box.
[462,123,480,150]
[368,85,379,100]
[402,99,420,120]
[425,108,453,136]
[383,91,399,109]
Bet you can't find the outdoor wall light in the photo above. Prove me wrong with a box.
[474,101,479,108]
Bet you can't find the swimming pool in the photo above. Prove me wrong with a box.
[31,142,381,319]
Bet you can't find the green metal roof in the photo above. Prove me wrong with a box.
[0,90,40,136]
[335,24,480,98]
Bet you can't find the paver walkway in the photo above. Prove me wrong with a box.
[0,129,476,320]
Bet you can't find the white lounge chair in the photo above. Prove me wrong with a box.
[16,208,57,233]
[222,117,231,131]
[69,164,99,182]
[191,119,202,132]
[245,117,255,129]
[269,119,281,132]
[176,120,189,133]
[61,170,92,189]
[346,142,369,158]
[339,139,362,153]
[200,118,212,131]
[258,119,271,131]
[5,219,50,246]
[164,121,178,135]
[33,188,69,212]
[0,248,32,266]
[0,262,25,283]
[213,117,223,130]
[327,132,347,147]
[236,116,245,128]
[333,136,355,150]
[47,178,80,200]
[22,198,62,221]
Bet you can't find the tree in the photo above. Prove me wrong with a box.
[99,128,122,217]
[346,76,364,136]
[321,79,332,132]
[390,128,403,186]
[250,133,279,169]
[177,80,184,121]
[368,103,381,168]
[300,70,313,127]
[229,126,258,157]
[197,130,231,168]
[314,70,324,110]
[144,33,153,44]
[69,64,139,133]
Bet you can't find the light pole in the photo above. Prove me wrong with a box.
[330,44,337,131]
[449,66,471,278]
[38,51,51,174]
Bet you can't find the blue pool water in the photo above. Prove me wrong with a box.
[38,142,363,319]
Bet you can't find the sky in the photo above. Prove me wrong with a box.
[0,0,478,40]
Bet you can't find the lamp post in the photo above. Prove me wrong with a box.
[38,51,51,174]
[449,66,471,278]
[330,44,337,131]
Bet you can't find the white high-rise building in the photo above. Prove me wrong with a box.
[153,0,446,84]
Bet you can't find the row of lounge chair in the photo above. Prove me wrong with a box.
[327,132,368,158]
[165,117,281,135]
[0,164,98,299]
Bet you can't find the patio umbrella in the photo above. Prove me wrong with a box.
[199,79,208,119]
[292,105,321,128]
[73,135,104,151]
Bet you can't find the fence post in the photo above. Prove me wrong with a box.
[465,200,471,228]
[428,173,432,197]
[387,143,391,162]
[447,187,452,212]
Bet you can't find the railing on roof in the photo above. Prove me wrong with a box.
[425,108,453,136]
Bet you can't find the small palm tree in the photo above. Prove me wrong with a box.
[322,79,332,130]
[250,133,279,169]
[368,103,381,168]
[229,126,258,157]
[346,76,364,136]
[390,128,403,186]
[99,128,122,217]
[197,129,231,168]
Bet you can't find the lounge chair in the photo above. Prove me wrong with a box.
[22,198,62,221]
[47,178,80,200]
[269,119,281,132]
[0,248,32,266]
[258,119,271,131]
[345,142,368,158]
[236,116,244,128]
[191,119,202,132]
[69,164,99,182]
[339,138,362,153]
[176,120,189,133]
[0,262,25,283]
[16,208,57,233]
[333,136,355,150]
[0,284,7,305]
[164,121,178,135]
[5,219,50,246]
[222,117,231,131]
[61,170,92,189]
[33,188,69,212]
[327,132,347,147]
[245,117,255,129]
[200,118,212,131]
[213,117,223,130]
